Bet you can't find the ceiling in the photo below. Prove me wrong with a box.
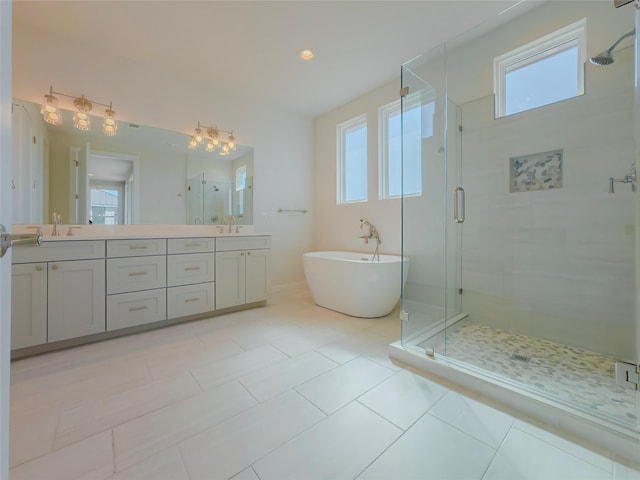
[12,0,536,119]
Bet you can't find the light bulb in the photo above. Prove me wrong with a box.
[103,108,117,136]
[194,128,203,144]
[228,134,235,150]
[41,94,61,124]
[206,140,215,152]
[188,136,198,149]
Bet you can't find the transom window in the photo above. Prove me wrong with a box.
[494,19,586,118]
[337,114,368,204]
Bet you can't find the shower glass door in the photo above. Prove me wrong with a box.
[399,44,452,355]
[438,0,637,431]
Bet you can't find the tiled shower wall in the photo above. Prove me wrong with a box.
[458,42,635,360]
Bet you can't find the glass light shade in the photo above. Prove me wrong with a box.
[43,110,62,125]
[103,123,117,137]
[73,97,92,131]
[41,95,61,124]
[221,143,230,155]
[228,134,235,150]
[206,140,215,152]
[188,136,198,149]
[103,108,117,136]
[74,112,90,131]
[194,128,204,144]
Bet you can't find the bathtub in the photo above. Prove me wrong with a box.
[302,251,408,318]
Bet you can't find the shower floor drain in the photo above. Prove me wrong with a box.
[510,353,531,363]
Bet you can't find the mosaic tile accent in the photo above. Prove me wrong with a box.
[423,321,638,428]
[510,149,562,192]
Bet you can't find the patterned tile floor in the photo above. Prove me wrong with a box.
[423,320,639,429]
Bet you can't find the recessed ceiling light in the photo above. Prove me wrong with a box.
[298,49,314,61]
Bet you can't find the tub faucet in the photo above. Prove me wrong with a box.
[359,219,381,261]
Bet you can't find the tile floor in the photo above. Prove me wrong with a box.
[9,286,640,480]
[422,320,638,428]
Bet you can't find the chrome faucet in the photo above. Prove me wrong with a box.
[609,163,637,193]
[227,215,236,233]
[359,219,381,261]
[51,213,61,236]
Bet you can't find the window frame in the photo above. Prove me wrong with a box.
[336,113,368,204]
[494,18,586,118]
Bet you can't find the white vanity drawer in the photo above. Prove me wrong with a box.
[168,237,214,254]
[215,235,271,252]
[167,282,215,319]
[167,253,214,287]
[12,240,105,263]
[107,238,166,258]
[107,288,167,331]
[107,255,167,294]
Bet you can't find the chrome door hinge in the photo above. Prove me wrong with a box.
[400,310,409,322]
[458,288,463,295]
[615,361,639,390]
[400,87,409,98]
[458,125,463,132]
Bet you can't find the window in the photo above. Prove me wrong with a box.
[235,165,247,216]
[494,19,586,118]
[90,181,124,224]
[337,114,367,204]
[379,94,433,199]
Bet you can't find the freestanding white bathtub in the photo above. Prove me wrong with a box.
[302,251,409,318]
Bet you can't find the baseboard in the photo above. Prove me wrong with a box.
[271,281,308,293]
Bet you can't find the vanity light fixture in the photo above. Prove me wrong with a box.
[41,85,118,136]
[188,121,237,155]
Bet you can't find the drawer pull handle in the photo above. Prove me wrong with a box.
[129,245,149,250]
[128,271,148,277]
[51,265,58,270]
[36,265,43,271]
[184,243,200,247]
[184,267,201,271]
[185,297,200,303]
[129,306,148,312]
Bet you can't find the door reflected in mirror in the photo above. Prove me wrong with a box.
[12,99,254,226]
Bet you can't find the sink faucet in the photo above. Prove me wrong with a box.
[51,213,61,236]
[359,219,381,261]
[227,215,236,233]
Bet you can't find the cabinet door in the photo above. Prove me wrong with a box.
[215,251,245,309]
[48,259,106,342]
[246,249,270,304]
[11,263,47,349]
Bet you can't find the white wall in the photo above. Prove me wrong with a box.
[13,22,314,286]
[314,81,402,255]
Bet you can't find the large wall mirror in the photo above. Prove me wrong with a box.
[12,99,253,226]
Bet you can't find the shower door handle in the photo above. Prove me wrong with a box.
[454,187,465,223]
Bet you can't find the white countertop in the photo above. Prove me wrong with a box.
[12,224,269,241]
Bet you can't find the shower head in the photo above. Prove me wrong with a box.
[590,28,635,66]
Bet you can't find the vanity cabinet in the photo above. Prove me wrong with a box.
[215,236,270,309]
[48,259,106,342]
[106,239,167,331]
[11,240,106,347]
[11,234,270,354]
[167,238,215,319]
[11,263,47,349]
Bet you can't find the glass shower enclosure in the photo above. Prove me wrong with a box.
[400,0,639,438]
